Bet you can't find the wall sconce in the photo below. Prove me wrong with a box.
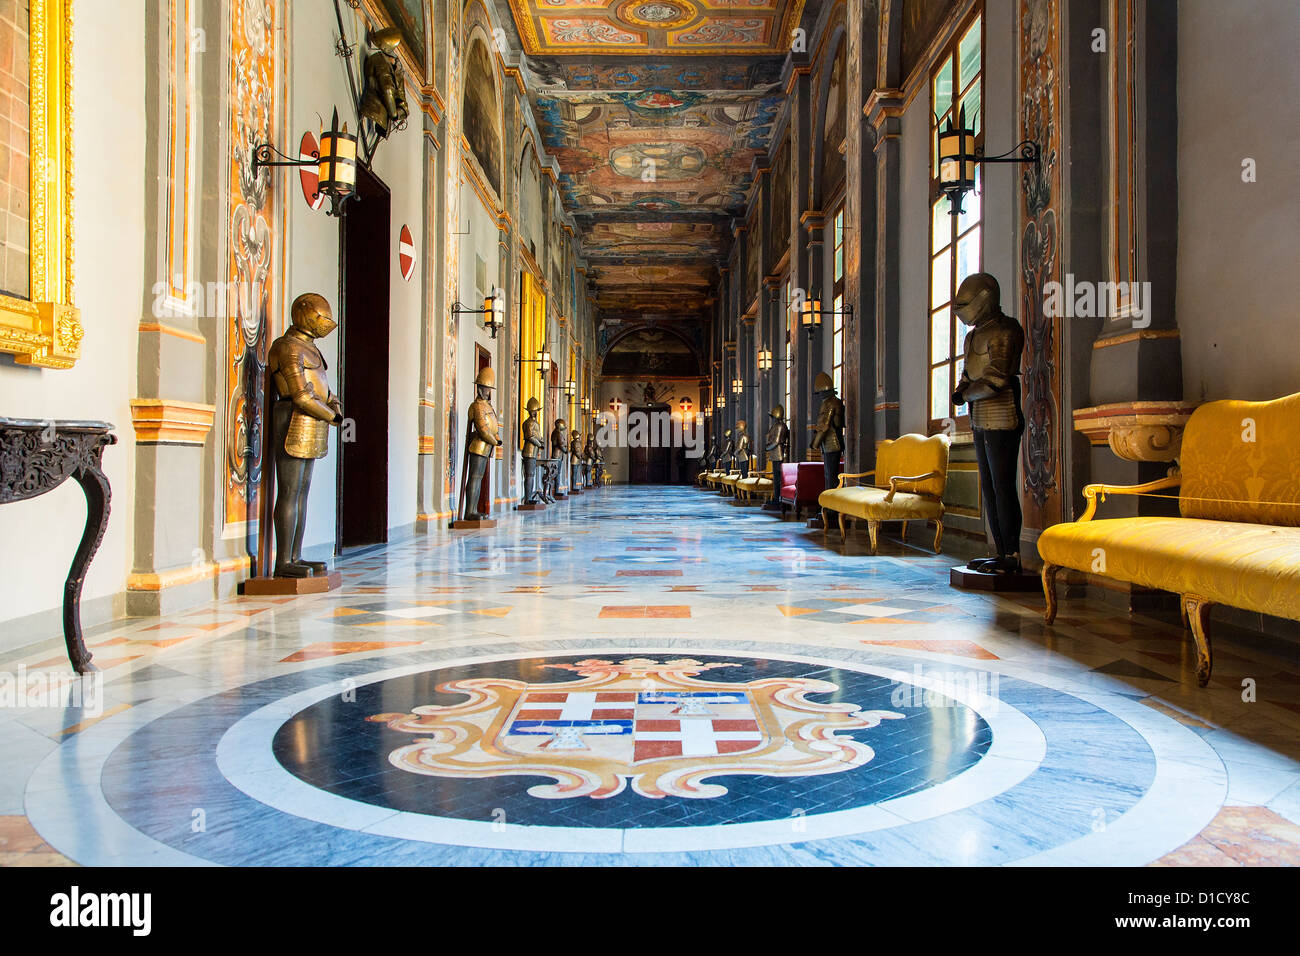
[800,292,852,339]
[451,287,505,339]
[731,378,745,396]
[252,109,357,217]
[798,296,822,338]
[516,344,552,380]
[563,379,577,399]
[581,397,591,414]
[939,105,1039,216]
[758,348,773,372]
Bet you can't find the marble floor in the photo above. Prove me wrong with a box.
[3,485,1300,866]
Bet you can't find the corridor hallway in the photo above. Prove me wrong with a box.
[3,486,1300,866]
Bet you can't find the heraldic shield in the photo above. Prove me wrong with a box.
[368,658,904,800]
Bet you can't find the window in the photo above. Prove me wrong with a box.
[520,271,546,434]
[569,344,578,430]
[782,278,792,414]
[831,208,845,395]
[928,10,983,433]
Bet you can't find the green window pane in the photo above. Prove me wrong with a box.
[931,308,951,364]
[962,77,982,136]
[931,365,951,421]
[956,225,982,285]
[931,248,951,309]
[933,56,954,122]
[958,166,981,234]
[959,17,982,92]
[932,196,952,253]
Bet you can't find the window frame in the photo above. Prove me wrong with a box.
[927,6,985,436]
[831,206,846,397]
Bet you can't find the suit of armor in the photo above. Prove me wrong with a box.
[719,431,734,472]
[360,28,409,137]
[952,273,1026,572]
[461,368,501,521]
[765,406,790,475]
[267,293,343,577]
[569,432,584,491]
[550,420,568,495]
[520,400,546,504]
[812,373,846,492]
[733,421,751,479]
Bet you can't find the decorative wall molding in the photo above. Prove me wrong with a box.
[129,399,217,446]
[1072,400,1199,462]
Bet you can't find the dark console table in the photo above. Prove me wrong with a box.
[0,418,117,672]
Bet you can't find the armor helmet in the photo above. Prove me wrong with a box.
[571,429,580,439]
[813,372,834,393]
[954,273,1000,327]
[724,428,732,437]
[525,397,541,414]
[475,366,496,389]
[369,26,403,53]
[290,293,337,339]
[736,420,747,431]
[771,404,785,420]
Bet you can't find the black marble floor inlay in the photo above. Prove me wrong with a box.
[273,653,993,828]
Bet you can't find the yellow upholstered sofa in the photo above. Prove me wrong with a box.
[736,463,775,502]
[1039,392,1300,686]
[817,433,952,553]
[717,457,757,496]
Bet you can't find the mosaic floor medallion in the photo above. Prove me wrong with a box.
[272,653,992,831]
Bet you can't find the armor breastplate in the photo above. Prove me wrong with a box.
[766,423,789,459]
[963,315,1024,431]
[815,396,845,453]
[467,398,499,458]
[521,418,541,459]
[271,334,333,460]
[735,434,751,461]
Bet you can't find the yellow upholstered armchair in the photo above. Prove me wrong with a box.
[1039,392,1300,686]
[817,434,952,553]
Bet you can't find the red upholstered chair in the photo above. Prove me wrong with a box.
[779,462,824,519]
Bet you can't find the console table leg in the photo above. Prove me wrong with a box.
[63,466,111,673]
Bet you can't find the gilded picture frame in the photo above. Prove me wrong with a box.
[0,0,79,369]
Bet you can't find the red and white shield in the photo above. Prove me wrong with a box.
[299,132,323,211]
[399,225,416,282]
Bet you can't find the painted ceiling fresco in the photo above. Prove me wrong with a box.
[497,1,826,323]
[504,1,808,57]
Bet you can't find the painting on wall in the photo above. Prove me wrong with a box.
[462,36,502,199]
[901,0,959,82]
[767,137,790,267]
[821,42,847,194]
[377,0,427,77]
[601,327,701,379]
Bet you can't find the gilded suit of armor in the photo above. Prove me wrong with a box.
[733,422,751,465]
[521,416,543,458]
[719,430,734,468]
[467,397,501,458]
[765,413,790,463]
[550,421,567,459]
[813,394,846,453]
[269,321,340,460]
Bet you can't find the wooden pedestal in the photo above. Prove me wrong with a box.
[241,571,342,596]
[516,503,546,512]
[450,518,498,529]
[949,566,1041,592]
